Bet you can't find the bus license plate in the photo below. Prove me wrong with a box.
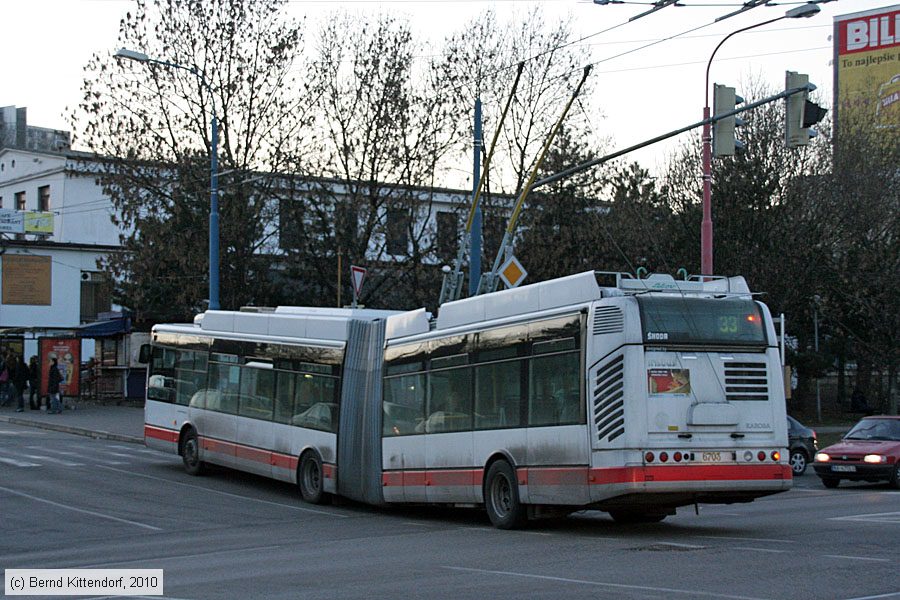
[832,465,856,473]
[701,451,724,463]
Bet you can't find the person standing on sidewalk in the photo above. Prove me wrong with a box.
[0,351,10,407]
[48,358,63,414]
[12,353,29,413]
[27,355,40,410]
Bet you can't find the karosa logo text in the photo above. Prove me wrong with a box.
[647,332,669,341]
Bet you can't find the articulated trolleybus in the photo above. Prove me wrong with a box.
[144,271,790,528]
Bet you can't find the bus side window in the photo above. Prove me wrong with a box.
[147,346,176,403]
[274,372,295,424]
[425,367,472,433]
[383,373,425,436]
[529,352,581,426]
[475,360,522,430]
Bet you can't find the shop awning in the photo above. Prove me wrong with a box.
[76,317,131,338]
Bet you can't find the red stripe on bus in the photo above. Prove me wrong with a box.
[527,467,589,486]
[381,464,790,487]
[271,453,297,470]
[322,463,335,479]
[235,444,270,464]
[144,425,179,443]
[590,464,791,484]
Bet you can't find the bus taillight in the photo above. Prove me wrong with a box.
[659,452,669,463]
[645,452,655,463]
[673,452,682,462]
[757,451,766,461]
[771,451,781,461]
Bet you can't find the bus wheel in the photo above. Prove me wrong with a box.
[484,460,527,529]
[181,429,204,476]
[298,451,330,505]
[608,510,666,524]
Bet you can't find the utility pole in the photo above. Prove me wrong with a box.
[469,98,483,296]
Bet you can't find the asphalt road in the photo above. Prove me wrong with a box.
[1,421,898,600]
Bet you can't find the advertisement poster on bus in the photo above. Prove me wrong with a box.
[648,369,691,395]
[834,5,900,131]
[39,337,80,397]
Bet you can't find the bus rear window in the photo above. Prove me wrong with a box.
[637,297,766,346]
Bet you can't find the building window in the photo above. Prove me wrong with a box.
[436,211,458,263]
[14,191,25,210]
[80,272,112,323]
[386,208,409,255]
[38,186,50,211]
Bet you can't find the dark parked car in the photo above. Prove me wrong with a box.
[787,415,818,476]
[813,416,900,489]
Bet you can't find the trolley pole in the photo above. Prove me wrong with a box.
[469,98,483,296]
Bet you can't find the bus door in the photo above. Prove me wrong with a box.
[382,371,427,502]
[199,357,241,467]
[234,364,276,478]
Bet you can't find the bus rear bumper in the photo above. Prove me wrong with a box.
[588,464,792,505]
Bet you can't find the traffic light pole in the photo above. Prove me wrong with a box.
[532,86,811,191]
[701,16,783,276]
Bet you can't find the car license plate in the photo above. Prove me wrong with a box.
[701,451,725,463]
[832,465,856,473]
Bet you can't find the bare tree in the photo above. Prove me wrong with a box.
[71,0,309,322]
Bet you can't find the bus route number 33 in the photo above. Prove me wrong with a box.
[718,316,738,333]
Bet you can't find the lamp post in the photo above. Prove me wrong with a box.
[813,294,822,422]
[115,48,220,310]
[700,4,819,275]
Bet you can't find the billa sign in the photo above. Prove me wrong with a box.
[834,5,900,130]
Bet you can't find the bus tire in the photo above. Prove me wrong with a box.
[181,429,205,476]
[484,460,527,529]
[298,451,330,505]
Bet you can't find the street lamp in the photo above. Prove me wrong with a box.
[700,3,820,275]
[114,47,221,310]
[813,293,822,422]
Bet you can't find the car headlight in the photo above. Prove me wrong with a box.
[863,454,887,464]
[815,453,831,462]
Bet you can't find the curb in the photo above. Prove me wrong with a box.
[0,415,143,444]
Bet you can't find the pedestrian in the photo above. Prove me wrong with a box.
[12,353,29,413]
[0,351,9,407]
[48,358,63,414]
[27,355,40,410]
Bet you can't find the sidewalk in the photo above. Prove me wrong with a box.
[0,401,144,444]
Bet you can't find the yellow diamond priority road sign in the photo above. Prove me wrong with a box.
[498,255,527,289]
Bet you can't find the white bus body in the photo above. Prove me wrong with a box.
[144,271,790,527]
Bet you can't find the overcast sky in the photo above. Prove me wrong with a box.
[3,0,891,177]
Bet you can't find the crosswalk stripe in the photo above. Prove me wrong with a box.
[0,456,41,467]
[20,454,83,466]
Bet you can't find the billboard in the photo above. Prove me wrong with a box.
[39,337,81,397]
[2,255,52,305]
[834,5,900,131]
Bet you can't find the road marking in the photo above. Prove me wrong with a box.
[96,465,348,518]
[823,555,891,563]
[842,592,900,600]
[0,485,162,531]
[656,542,706,549]
[37,448,81,457]
[19,453,83,466]
[0,456,41,467]
[695,536,794,544]
[80,544,286,569]
[443,566,772,600]
[733,547,787,554]
[106,452,137,458]
[830,512,900,524]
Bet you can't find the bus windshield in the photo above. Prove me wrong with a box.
[637,297,766,346]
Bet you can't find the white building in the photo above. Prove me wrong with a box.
[0,145,122,362]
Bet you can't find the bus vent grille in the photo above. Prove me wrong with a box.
[724,362,768,401]
[593,307,624,335]
[593,354,625,443]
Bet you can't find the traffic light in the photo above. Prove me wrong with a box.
[785,71,827,148]
[713,84,746,157]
